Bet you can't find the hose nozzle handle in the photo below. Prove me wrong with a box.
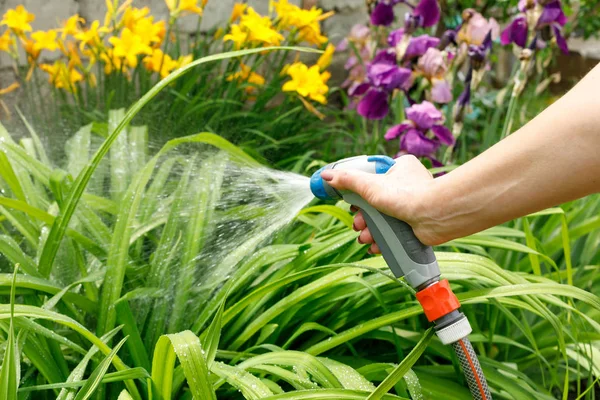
[310,155,441,289]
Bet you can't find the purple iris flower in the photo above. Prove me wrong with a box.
[501,0,568,54]
[371,2,396,26]
[384,101,454,158]
[468,30,493,69]
[500,15,528,48]
[388,30,440,59]
[413,0,441,28]
[358,89,390,119]
[356,49,412,120]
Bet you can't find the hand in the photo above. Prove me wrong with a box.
[320,155,441,251]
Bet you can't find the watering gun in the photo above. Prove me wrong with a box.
[310,155,493,400]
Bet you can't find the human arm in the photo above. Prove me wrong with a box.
[321,62,600,249]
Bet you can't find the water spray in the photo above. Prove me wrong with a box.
[310,155,492,400]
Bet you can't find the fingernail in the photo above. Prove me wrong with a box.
[367,248,373,254]
[357,237,363,244]
[352,222,357,231]
[321,170,334,181]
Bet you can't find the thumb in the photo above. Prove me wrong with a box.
[321,169,379,201]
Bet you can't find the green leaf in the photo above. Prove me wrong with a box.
[0,265,20,400]
[201,298,226,369]
[151,331,215,400]
[367,328,433,399]
[73,336,128,400]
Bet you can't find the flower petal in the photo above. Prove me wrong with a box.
[552,24,569,54]
[414,0,440,28]
[405,35,440,58]
[431,124,454,145]
[370,2,395,26]
[500,15,528,48]
[430,78,452,104]
[405,100,443,130]
[538,1,567,27]
[349,82,370,96]
[384,122,412,140]
[387,28,404,47]
[357,88,389,120]
[400,128,440,157]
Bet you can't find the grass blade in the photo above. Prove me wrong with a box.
[0,265,20,400]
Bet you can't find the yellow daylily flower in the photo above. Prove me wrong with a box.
[61,14,85,39]
[22,38,40,62]
[0,30,15,53]
[31,30,60,52]
[316,43,335,71]
[108,27,152,68]
[1,6,35,36]
[223,24,248,49]
[273,0,332,45]
[230,3,247,22]
[40,61,83,92]
[104,0,132,29]
[122,7,150,30]
[101,48,126,75]
[62,41,83,69]
[75,20,104,51]
[282,62,329,104]
[143,48,178,78]
[165,0,203,18]
[240,7,283,46]
[176,54,193,68]
[227,63,265,91]
[132,17,166,47]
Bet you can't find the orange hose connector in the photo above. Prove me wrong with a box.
[415,279,460,322]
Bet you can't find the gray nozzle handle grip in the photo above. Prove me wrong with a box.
[343,193,440,289]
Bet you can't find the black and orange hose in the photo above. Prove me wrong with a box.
[451,337,493,400]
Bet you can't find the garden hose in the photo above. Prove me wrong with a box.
[310,155,492,400]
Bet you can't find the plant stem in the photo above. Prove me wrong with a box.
[500,91,519,139]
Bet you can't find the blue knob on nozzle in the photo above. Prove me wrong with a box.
[310,166,334,200]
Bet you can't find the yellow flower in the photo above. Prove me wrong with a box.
[62,41,82,69]
[0,30,15,53]
[230,3,247,22]
[282,62,329,104]
[61,14,85,39]
[122,7,150,30]
[132,17,166,47]
[227,63,265,94]
[316,43,334,71]
[22,38,40,62]
[31,30,59,52]
[40,61,83,92]
[1,6,35,36]
[176,54,193,68]
[143,48,178,78]
[100,48,126,74]
[274,0,332,45]
[240,7,283,46]
[108,27,152,68]
[75,20,104,51]
[104,0,132,29]
[165,0,203,17]
[223,24,248,49]
[0,82,19,95]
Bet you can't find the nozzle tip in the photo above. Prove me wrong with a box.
[310,167,330,200]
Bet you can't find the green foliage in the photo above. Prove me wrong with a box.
[0,106,599,399]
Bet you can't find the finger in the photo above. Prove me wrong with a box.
[350,205,359,213]
[321,169,377,200]
[353,211,366,231]
[368,243,381,254]
[357,227,374,245]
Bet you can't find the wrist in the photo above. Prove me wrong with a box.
[410,177,451,246]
